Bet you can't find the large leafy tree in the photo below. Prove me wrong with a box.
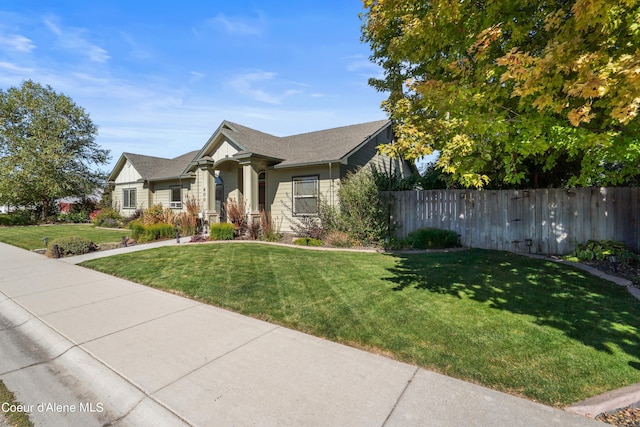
[0,80,109,218]
[361,0,640,188]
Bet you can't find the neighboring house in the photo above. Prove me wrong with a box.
[108,119,413,232]
[57,189,103,214]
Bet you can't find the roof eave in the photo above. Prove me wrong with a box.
[234,152,284,164]
[341,120,391,161]
[107,153,131,182]
[273,159,341,170]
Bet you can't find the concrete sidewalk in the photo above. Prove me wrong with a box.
[0,242,601,426]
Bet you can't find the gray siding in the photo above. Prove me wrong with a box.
[346,132,413,178]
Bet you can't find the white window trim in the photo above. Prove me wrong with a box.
[292,175,319,216]
[170,187,182,209]
[123,188,137,209]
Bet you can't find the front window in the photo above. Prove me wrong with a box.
[258,171,266,211]
[293,176,319,215]
[123,188,136,209]
[170,187,182,209]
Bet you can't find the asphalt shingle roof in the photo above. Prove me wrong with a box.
[115,119,391,180]
[123,150,199,181]
[223,119,390,167]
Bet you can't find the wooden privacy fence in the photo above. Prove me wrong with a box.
[384,187,640,255]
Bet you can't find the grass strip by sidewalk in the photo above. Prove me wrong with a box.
[0,380,33,427]
[80,244,640,407]
[0,224,129,251]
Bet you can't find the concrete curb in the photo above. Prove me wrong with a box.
[0,296,189,426]
[566,383,640,418]
[15,238,640,425]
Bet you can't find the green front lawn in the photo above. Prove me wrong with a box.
[80,244,640,407]
[0,224,130,250]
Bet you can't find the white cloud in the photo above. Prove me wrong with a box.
[0,34,35,52]
[228,71,305,104]
[0,61,33,74]
[43,15,110,63]
[43,18,62,36]
[207,12,264,36]
[120,32,154,60]
[346,56,380,74]
[229,71,278,104]
[190,71,205,83]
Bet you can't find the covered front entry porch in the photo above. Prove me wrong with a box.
[193,157,269,226]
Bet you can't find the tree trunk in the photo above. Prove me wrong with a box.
[41,199,49,221]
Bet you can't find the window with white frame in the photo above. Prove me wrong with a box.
[123,188,136,209]
[170,187,182,209]
[292,176,319,215]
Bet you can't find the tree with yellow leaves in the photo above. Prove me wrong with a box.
[361,0,640,188]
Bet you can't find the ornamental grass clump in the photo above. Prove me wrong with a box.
[323,230,352,248]
[142,223,175,242]
[293,237,323,246]
[142,204,165,224]
[128,220,174,243]
[260,210,282,242]
[210,223,235,240]
[225,198,246,233]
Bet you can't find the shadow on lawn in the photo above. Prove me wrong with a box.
[385,249,640,363]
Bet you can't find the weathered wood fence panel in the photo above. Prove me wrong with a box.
[385,187,640,255]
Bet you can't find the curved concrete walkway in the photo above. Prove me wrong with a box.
[0,241,607,426]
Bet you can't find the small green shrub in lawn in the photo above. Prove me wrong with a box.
[46,236,95,257]
[407,228,459,249]
[210,222,235,240]
[293,237,323,246]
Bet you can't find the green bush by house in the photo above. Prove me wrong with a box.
[92,209,125,228]
[210,222,235,240]
[567,240,637,264]
[407,228,459,249]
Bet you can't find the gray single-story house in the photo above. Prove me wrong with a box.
[108,119,413,232]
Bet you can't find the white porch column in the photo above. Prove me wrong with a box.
[206,169,215,211]
[207,169,219,224]
[242,162,259,214]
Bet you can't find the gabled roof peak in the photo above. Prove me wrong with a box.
[110,118,393,180]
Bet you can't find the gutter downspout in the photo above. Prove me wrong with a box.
[329,162,333,207]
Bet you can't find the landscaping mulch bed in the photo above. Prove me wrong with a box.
[597,406,640,427]
[586,259,640,427]
[583,259,640,288]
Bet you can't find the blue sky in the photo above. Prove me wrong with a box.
[0,1,388,172]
